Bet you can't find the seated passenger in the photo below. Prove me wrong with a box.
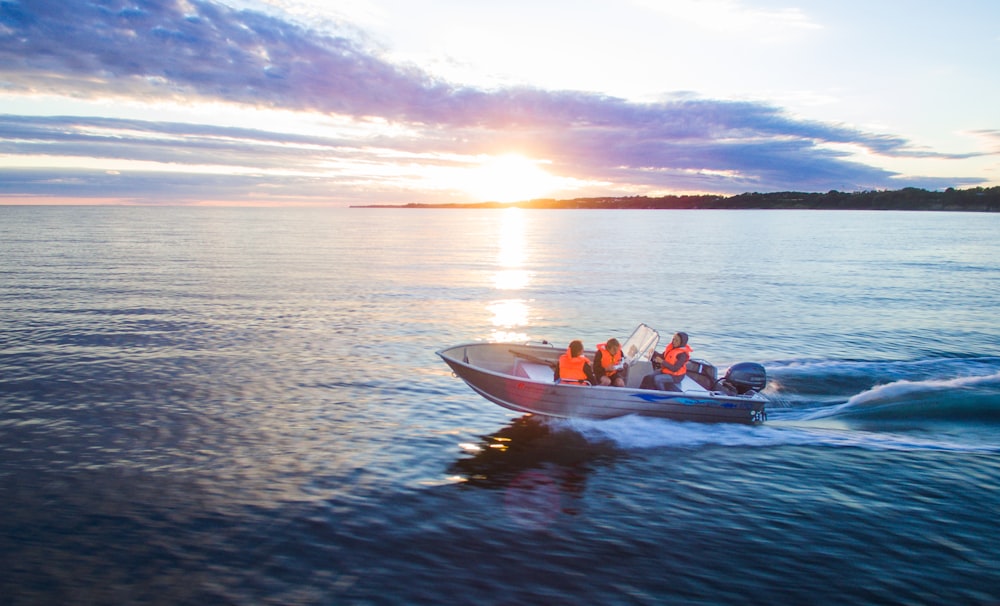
[593,338,626,387]
[642,332,692,391]
[556,339,596,385]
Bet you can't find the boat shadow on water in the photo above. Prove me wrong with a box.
[447,415,623,526]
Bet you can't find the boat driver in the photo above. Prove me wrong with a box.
[647,332,692,391]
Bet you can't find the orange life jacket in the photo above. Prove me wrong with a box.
[660,344,692,376]
[559,348,591,383]
[596,343,623,377]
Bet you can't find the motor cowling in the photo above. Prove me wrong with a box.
[723,362,767,394]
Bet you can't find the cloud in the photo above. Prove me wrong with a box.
[631,0,822,39]
[0,165,387,205]
[970,130,1000,151]
[0,0,986,202]
[0,114,356,168]
[0,113,459,203]
[1,0,432,116]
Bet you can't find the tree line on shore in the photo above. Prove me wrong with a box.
[362,186,1000,211]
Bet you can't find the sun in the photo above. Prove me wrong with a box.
[463,154,560,203]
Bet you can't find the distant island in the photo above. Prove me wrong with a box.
[354,186,1000,211]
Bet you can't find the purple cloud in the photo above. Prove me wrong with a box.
[0,0,986,201]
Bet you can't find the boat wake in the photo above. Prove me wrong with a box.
[549,356,1000,453]
[800,370,1000,423]
[765,356,1000,423]
[555,414,1000,453]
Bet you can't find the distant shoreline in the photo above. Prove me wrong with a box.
[353,186,1000,211]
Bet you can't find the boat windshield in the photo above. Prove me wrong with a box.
[621,324,660,364]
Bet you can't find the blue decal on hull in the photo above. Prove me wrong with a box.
[631,393,702,406]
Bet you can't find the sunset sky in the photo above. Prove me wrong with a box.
[1,0,998,205]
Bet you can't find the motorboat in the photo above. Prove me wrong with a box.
[437,324,768,424]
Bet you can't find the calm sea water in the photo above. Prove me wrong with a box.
[1,206,999,605]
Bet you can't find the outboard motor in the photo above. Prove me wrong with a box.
[722,362,767,395]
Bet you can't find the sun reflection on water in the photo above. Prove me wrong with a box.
[497,207,526,267]
[494,269,529,291]
[488,300,529,342]
[489,208,532,342]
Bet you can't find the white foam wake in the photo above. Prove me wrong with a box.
[549,414,1000,453]
[801,370,1000,420]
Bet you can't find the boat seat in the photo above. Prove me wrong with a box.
[513,361,556,382]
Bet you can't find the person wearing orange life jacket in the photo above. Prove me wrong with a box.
[648,332,692,392]
[556,340,596,385]
[593,338,626,387]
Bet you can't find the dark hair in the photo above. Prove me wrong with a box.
[569,339,584,356]
[606,338,621,349]
[675,332,689,346]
